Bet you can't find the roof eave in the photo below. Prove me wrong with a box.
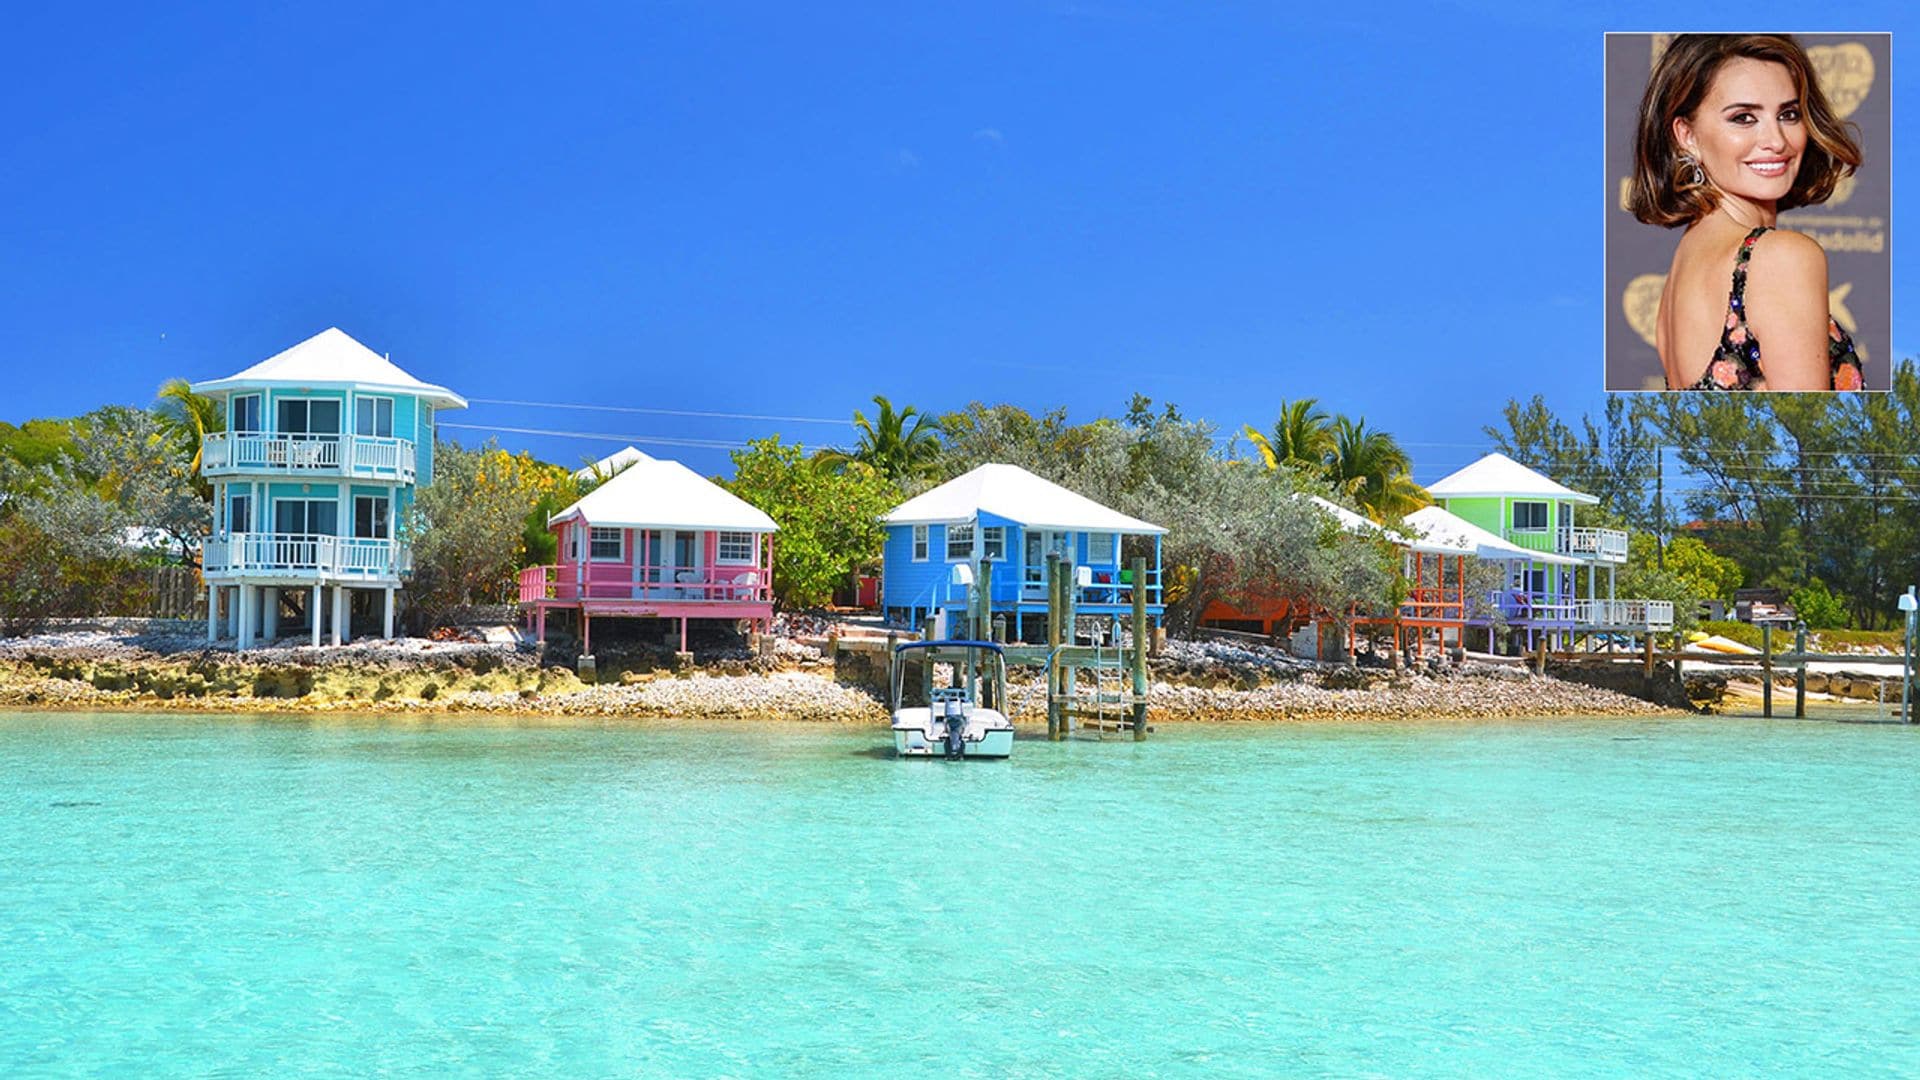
[1433,488,1600,505]
[188,376,468,411]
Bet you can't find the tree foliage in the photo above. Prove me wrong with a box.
[1495,361,1920,628]
[407,441,572,627]
[726,436,899,608]
[931,398,1397,633]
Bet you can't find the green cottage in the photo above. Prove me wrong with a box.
[1425,452,1673,651]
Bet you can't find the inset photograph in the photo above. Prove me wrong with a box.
[1604,33,1889,391]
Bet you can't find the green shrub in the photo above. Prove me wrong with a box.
[1696,620,1764,649]
[1788,579,1849,630]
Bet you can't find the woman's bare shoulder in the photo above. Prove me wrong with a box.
[1748,228,1829,284]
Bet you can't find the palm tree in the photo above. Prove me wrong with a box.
[154,377,224,477]
[1244,398,1334,472]
[1326,416,1429,522]
[821,395,942,484]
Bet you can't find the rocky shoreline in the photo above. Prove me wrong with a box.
[0,628,1685,724]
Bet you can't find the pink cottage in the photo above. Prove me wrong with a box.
[518,448,776,654]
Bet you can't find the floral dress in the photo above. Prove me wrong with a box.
[1672,226,1866,391]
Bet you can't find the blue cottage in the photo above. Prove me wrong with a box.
[880,463,1166,640]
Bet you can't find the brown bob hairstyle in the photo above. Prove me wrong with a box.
[1628,34,1861,227]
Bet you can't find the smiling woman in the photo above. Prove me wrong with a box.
[1604,33,1890,392]
[1631,35,1862,391]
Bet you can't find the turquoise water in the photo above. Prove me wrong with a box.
[3,713,1918,1076]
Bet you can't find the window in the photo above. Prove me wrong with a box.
[355,397,394,438]
[277,398,342,436]
[274,499,338,536]
[228,493,253,534]
[911,525,928,561]
[1087,532,1116,563]
[1524,568,1547,595]
[717,531,754,564]
[1512,501,1548,531]
[232,395,262,434]
[981,526,1005,561]
[946,522,974,561]
[590,527,624,561]
[567,526,579,562]
[353,495,390,540]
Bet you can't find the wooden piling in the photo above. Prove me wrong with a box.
[1794,624,1807,718]
[1130,555,1148,740]
[976,559,993,642]
[1046,554,1063,741]
[1761,623,1773,718]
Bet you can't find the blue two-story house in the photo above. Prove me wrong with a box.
[192,327,465,649]
[880,463,1166,641]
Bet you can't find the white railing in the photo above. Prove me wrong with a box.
[203,533,408,578]
[1560,527,1629,562]
[202,433,416,482]
[1574,599,1675,630]
[1489,591,1578,623]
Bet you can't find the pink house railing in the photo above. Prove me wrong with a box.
[519,563,772,605]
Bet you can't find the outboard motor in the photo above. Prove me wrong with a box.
[943,700,967,759]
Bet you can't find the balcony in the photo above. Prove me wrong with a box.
[1505,526,1630,563]
[1574,598,1674,630]
[202,433,417,483]
[519,564,772,606]
[203,533,410,580]
[1486,592,1673,630]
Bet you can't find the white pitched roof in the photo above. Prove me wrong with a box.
[549,454,777,533]
[573,446,652,481]
[1294,494,1463,556]
[1402,506,1581,565]
[1426,452,1597,504]
[1298,494,1381,538]
[882,463,1166,535]
[191,327,467,409]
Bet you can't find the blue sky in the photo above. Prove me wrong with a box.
[2,2,1911,486]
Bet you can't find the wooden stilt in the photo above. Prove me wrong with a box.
[583,610,592,656]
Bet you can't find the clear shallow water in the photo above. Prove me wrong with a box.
[3,713,1918,1077]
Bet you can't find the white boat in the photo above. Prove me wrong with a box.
[890,640,1014,759]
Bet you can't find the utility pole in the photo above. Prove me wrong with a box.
[1654,442,1666,571]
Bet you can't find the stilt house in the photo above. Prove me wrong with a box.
[880,463,1165,641]
[194,327,464,649]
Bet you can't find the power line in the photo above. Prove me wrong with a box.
[439,421,820,452]
[467,397,855,426]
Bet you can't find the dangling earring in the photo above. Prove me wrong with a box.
[1677,153,1706,188]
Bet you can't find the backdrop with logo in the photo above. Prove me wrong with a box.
[1604,33,1890,391]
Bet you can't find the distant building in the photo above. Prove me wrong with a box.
[1425,452,1672,649]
